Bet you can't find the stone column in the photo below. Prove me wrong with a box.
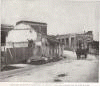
[73,37,76,50]
[58,44,61,56]
[55,44,57,55]
[58,44,59,56]
[69,36,71,48]
[64,38,66,48]
[39,26,42,41]
[74,36,77,51]
[0,38,2,72]
[59,39,61,43]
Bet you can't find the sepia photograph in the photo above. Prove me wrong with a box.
[0,0,99,85]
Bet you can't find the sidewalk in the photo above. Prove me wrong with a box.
[0,64,36,80]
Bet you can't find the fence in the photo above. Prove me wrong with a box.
[1,42,33,67]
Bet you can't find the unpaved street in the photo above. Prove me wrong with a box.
[0,51,99,82]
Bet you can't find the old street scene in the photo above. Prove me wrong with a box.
[1,0,99,82]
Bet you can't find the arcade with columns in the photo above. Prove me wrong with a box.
[56,34,76,50]
[56,31,93,51]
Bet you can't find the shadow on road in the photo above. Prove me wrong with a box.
[28,58,63,65]
[1,66,24,72]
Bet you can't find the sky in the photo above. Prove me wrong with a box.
[1,0,100,41]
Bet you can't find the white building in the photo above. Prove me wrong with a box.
[5,20,47,48]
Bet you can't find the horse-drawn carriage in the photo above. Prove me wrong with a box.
[75,34,91,60]
[76,41,89,59]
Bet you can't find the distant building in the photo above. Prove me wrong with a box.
[56,31,93,50]
[56,33,76,50]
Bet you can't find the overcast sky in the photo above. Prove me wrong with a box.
[1,0,100,41]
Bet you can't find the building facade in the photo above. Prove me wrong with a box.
[56,33,76,50]
[56,31,93,51]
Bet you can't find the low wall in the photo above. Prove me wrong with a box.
[2,47,33,65]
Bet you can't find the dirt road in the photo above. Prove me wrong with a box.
[0,51,99,82]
